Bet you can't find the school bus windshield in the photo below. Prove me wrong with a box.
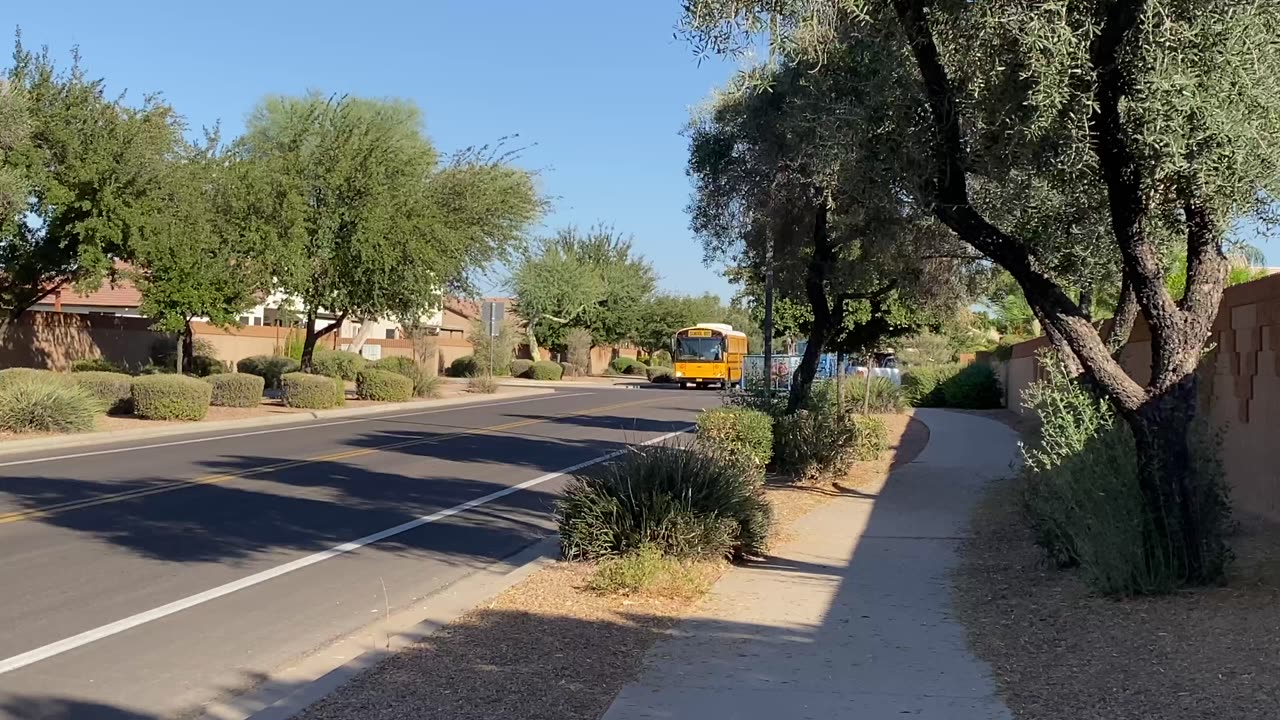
[676,336,724,361]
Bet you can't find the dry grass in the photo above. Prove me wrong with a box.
[297,412,925,720]
[953,453,1280,719]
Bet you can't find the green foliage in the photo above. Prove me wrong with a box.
[635,294,754,355]
[586,546,714,598]
[848,414,889,461]
[610,357,647,375]
[130,374,212,421]
[280,372,345,409]
[560,361,582,378]
[556,445,772,561]
[70,358,126,373]
[564,327,593,372]
[509,225,657,354]
[647,366,676,383]
[0,368,58,386]
[204,373,265,408]
[467,375,498,394]
[529,360,563,380]
[903,364,1002,409]
[282,332,305,362]
[772,408,860,482]
[71,371,133,414]
[372,356,439,397]
[2,40,182,320]
[449,355,480,378]
[0,374,98,433]
[356,369,413,402]
[696,407,773,471]
[467,320,517,376]
[845,377,907,414]
[509,359,534,378]
[189,355,227,377]
[235,355,300,389]
[310,350,366,381]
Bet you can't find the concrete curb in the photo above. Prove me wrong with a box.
[495,378,649,389]
[0,388,555,459]
[200,537,560,720]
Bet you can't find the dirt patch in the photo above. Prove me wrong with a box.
[297,413,924,720]
[953,475,1280,720]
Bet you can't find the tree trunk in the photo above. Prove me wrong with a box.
[863,354,875,416]
[525,317,541,363]
[347,317,376,354]
[180,322,195,374]
[789,324,828,414]
[835,350,844,413]
[301,312,319,372]
[787,203,834,414]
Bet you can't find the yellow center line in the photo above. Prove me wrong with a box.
[0,397,660,525]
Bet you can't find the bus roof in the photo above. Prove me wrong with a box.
[677,324,748,339]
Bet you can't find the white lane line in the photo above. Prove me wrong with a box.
[0,392,593,469]
[0,427,692,676]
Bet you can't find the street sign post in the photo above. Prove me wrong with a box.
[480,301,504,377]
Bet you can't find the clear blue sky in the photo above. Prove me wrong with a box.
[7,1,743,299]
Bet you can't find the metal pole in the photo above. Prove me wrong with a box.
[836,350,844,413]
[762,239,774,393]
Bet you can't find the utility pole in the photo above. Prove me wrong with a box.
[762,238,775,394]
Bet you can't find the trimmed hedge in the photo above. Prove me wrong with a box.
[281,372,346,409]
[131,374,212,421]
[903,363,1002,409]
[647,366,676,383]
[356,368,413,402]
[71,371,134,414]
[696,407,773,471]
[236,355,300,389]
[529,360,563,380]
[205,374,265,408]
[449,355,480,377]
[190,355,227,377]
[71,358,126,373]
[0,367,58,386]
[610,357,647,375]
[467,375,498,394]
[0,373,98,433]
[373,356,440,397]
[509,359,534,378]
[311,350,366,381]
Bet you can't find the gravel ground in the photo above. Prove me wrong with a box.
[295,413,926,720]
[953,464,1280,719]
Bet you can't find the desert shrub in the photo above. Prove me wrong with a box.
[610,356,647,375]
[0,374,98,433]
[509,359,534,378]
[848,414,889,461]
[565,328,593,372]
[772,407,864,482]
[903,363,1002,409]
[902,364,958,406]
[723,377,788,418]
[373,356,440,397]
[647,366,676,383]
[311,350,366,381]
[696,407,772,471]
[558,445,771,562]
[845,377,907,414]
[449,355,480,377]
[1019,351,1231,594]
[189,355,227,377]
[70,358,126,373]
[467,375,498,394]
[281,372,345,409]
[529,360,563,380]
[71,371,134,414]
[560,361,582,377]
[648,349,672,367]
[467,318,517,376]
[131,374,212,421]
[372,356,415,375]
[204,374,265,408]
[586,545,716,599]
[0,367,59,386]
[236,355,300,389]
[356,368,414,402]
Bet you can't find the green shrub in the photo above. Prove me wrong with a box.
[509,359,534,378]
[0,374,98,433]
[845,377,907,413]
[0,367,58,386]
[696,407,773,471]
[648,349,672,367]
[449,355,480,377]
[204,374,265,408]
[903,363,1002,409]
[149,336,219,372]
[373,356,440,397]
[131,374,212,421]
[586,545,715,598]
[356,368,414,401]
[467,375,498,394]
[849,414,889,461]
[70,358,126,373]
[71,371,134,414]
[280,372,345,409]
[1019,351,1231,594]
[190,355,227,377]
[773,407,864,482]
[311,350,366,380]
[560,361,582,378]
[724,377,789,418]
[647,366,676,383]
[529,360,563,380]
[236,355,300,389]
[610,357,647,375]
[565,328,593,372]
[558,445,771,561]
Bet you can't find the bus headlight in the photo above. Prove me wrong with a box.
[674,370,683,378]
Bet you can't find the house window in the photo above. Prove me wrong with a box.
[385,329,397,339]
[239,316,251,325]
[252,317,263,326]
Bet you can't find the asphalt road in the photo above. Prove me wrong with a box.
[0,387,708,720]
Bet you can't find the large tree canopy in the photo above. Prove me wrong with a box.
[683,0,1280,585]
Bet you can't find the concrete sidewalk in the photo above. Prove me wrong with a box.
[602,409,1021,720]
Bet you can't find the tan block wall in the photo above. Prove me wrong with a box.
[1002,273,1280,524]
[0,313,162,370]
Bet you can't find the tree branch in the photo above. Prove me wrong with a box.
[1107,274,1139,355]
[314,311,348,340]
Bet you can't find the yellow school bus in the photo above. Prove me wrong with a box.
[672,323,749,389]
